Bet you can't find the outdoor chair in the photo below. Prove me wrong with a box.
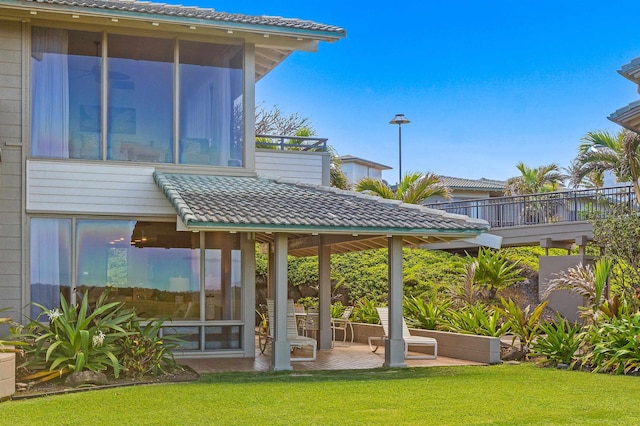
[368,307,437,359]
[266,299,317,361]
[330,306,354,346]
[302,306,319,339]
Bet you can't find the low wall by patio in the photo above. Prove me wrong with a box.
[351,323,501,364]
[0,352,15,399]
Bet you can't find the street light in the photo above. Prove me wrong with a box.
[389,113,410,184]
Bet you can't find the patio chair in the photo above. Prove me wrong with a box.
[368,307,437,360]
[301,306,319,339]
[330,306,354,346]
[266,299,317,361]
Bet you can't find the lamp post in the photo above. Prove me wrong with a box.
[389,114,410,184]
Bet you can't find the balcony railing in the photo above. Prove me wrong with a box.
[255,134,328,152]
[424,185,638,229]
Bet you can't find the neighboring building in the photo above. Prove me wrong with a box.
[338,155,391,186]
[0,0,489,368]
[609,57,640,132]
[425,176,505,204]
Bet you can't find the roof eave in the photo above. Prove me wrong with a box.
[0,0,345,42]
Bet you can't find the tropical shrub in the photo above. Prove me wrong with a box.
[0,308,27,353]
[497,297,548,352]
[17,291,133,382]
[351,298,383,324]
[469,248,525,299]
[403,296,452,330]
[530,314,583,366]
[578,312,640,374]
[443,304,510,337]
[118,316,182,378]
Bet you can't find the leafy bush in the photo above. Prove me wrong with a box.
[17,291,133,382]
[530,314,583,365]
[351,298,383,324]
[443,304,510,337]
[497,297,548,352]
[470,248,525,299]
[578,313,640,374]
[0,308,27,353]
[118,317,182,378]
[403,296,451,330]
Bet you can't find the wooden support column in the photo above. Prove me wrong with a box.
[241,233,256,357]
[271,233,291,371]
[384,236,407,368]
[318,236,332,349]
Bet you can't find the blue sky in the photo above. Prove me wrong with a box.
[205,1,640,183]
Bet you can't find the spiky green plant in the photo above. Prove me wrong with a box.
[17,291,134,382]
[471,248,525,299]
[403,296,452,330]
[530,314,583,365]
[443,304,510,337]
[497,297,548,353]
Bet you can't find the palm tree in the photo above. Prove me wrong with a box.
[354,171,450,204]
[504,162,564,196]
[572,129,640,202]
[565,158,604,189]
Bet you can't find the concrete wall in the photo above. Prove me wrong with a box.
[0,20,23,317]
[539,255,595,322]
[0,352,15,399]
[351,323,501,364]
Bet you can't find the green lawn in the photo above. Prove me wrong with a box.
[3,364,640,425]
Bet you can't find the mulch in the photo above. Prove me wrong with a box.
[11,365,200,400]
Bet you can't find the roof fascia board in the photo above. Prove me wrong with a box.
[180,220,486,237]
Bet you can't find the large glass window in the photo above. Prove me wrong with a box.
[30,28,245,167]
[179,41,243,167]
[76,220,200,320]
[204,233,242,320]
[107,35,174,163]
[29,218,72,318]
[31,28,102,159]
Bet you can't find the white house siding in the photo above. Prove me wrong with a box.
[341,163,383,184]
[255,150,328,185]
[26,161,175,216]
[0,21,22,314]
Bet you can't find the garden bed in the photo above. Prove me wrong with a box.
[11,365,199,400]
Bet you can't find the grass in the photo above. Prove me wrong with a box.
[3,364,640,425]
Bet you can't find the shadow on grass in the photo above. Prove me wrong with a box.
[196,365,490,385]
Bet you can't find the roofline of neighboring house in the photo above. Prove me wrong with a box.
[339,155,392,170]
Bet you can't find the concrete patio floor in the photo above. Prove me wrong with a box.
[182,341,485,374]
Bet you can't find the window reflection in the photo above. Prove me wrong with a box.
[107,35,174,163]
[179,41,243,167]
[30,218,72,318]
[31,28,102,160]
[76,220,200,320]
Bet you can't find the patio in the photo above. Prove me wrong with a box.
[181,339,485,374]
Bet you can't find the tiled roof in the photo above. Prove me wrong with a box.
[608,100,640,133]
[24,0,346,37]
[619,57,640,84]
[153,172,489,235]
[438,176,506,191]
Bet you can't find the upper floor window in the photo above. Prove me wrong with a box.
[30,27,244,167]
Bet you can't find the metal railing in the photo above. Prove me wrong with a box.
[424,185,638,229]
[255,134,328,152]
